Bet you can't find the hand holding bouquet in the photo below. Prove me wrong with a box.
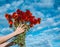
[5,9,41,47]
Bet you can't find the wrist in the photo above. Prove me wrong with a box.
[14,31,20,35]
[13,32,18,36]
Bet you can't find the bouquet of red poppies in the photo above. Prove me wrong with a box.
[5,9,41,47]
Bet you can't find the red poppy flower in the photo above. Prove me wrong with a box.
[20,12,28,21]
[5,14,12,20]
[16,9,21,14]
[5,9,41,28]
[29,16,35,19]
[33,19,37,25]
[37,18,41,24]
[12,12,18,19]
[8,20,13,27]
[22,15,27,21]
[29,18,33,23]
[30,23,34,27]
[25,10,32,17]
[29,16,35,24]
[9,20,13,25]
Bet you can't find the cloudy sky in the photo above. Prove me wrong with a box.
[0,0,60,47]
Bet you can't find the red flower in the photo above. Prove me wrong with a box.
[25,10,32,17]
[16,9,21,14]
[12,12,18,19]
[29,16,34,20]
[30,23,34,27]
[9,20,13,25]
[5,14,12,20]
[20,11,28,21]
[5,9,41,28]
[33,19,37,25]
[29,18,33,23]
[37,18,41,24]
[8,20,13,28]
[29,16,35,24]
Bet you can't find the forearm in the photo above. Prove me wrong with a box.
[0,32,17,44]
[0,24,25,44]
[0,42,10,47]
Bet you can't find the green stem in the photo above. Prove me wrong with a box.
[12,23,30,47]
[13,31,26,47]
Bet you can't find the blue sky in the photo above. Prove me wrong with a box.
[0,0,60,47]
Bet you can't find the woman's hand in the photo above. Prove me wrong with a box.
[0,24,27,44]
[14,24,26,35]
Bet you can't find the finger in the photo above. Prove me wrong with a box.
[18,24,20,28]
[22,25,27,29]
[20,24,24,27]
[18,24,21,27]
[23,29,25,31]
[18,24,24,28]
[21,29,25,33]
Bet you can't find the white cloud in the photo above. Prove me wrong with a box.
[53,14,60,19]
[58,7,60,10]
[31,0,54,8]
[6,4,11,8]
[25,33,56,47]
[0,28,13,35]
[12,0,23,6]
[43,27,60,33]
[44,18,55,26]
[52,22,60,26]
[37,26,43,30]
[47,40,53,47]
[53,27,60,30]
[41,14,60,27]
[0,15,5,19]
[39,27,60,40]
[26,34,49,47]
[32,11,44,18]
[40,0,54,7]
[20,4,35,11]
[30,15,60,32]
[0,0,24,14]
[0,4,10,13]
[10,0,23,10]
[47,18,54,23]
[31,13,60,34]
[0,0,24,21]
